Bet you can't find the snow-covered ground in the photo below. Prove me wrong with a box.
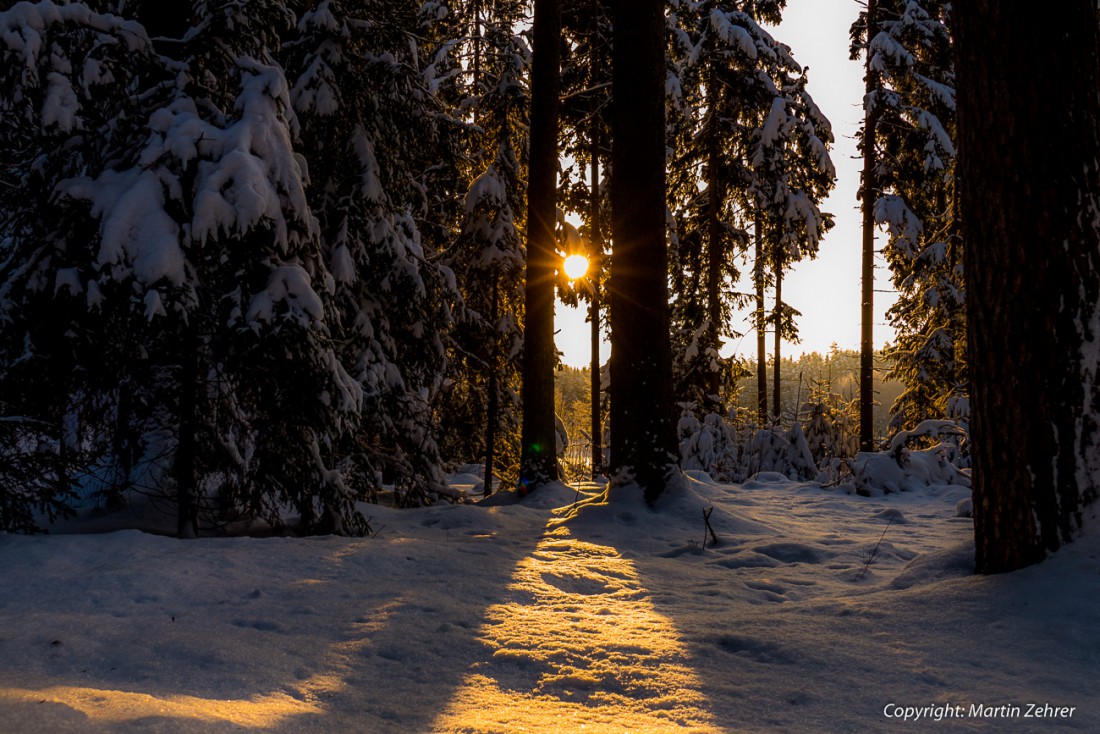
[0,474,1096,733]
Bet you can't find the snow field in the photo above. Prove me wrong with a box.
[0,475,1097,732]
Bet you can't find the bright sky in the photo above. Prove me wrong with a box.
[556,0,897,369]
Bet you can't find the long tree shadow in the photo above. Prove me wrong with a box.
[586,480,1100,733]
[0,501,548,734]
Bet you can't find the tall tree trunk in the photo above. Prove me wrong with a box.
[176,329,200,539]
[773,253,782,422]
[705,66,723,411]
[609,0,677,501]
[955,0,1100,573]
[519,0,562,491]
[590,128,603,478]
[484,275,499,496]
[754,212,767,423]
[859,0,879,451]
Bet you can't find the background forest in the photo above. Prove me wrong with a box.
[0,0,978,538]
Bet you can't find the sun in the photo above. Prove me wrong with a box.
[563,254,589,280]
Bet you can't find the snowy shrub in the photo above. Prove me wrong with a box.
[801,397,858,463]
[745,422,818,481]
[851,421,971,496]
[678,406,742,482]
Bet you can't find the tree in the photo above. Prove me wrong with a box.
[855,0,879,451]
[519,0,562,490]
[857,0,963,437]
[665,2,833,417]
[286,0,458,508]
[954,0,1100,572]
[608,0,678,501]
[436,0,529,492]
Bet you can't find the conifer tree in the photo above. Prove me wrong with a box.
[286,0,458,508]
[519,0,562,491]
[854,0,963,436]
[609,0,677,500]
[436,0,529,492]
[955,0,1100,572]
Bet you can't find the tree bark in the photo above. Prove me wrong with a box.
[519,0,562,491]
[175,329,200,539]
[705,66,723,411]
[755,212,767,424]
[590,128,603,478]
[859,0,878,451]
[954,0,1100,573]
[773,252,782,422]
[609,0,677,501]
[484,275,499,496]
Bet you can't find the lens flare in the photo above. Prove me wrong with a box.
[563,254,589,280]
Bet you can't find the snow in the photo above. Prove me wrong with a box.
[2,473,1096,732]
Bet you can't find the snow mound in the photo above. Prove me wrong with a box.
[889,542,976,590]
[552,474,774,542]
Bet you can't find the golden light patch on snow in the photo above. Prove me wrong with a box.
[0,596,410,728]
[432,530,722,733]
[0,685,320,728]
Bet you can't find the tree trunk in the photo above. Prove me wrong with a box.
[519,0,562,491]
[484,275,499,496]
[859,0,879,451]
[755,212,767,424]
[590,129,603,478]
[705,66,723,411]
[955,0,1100,573]
[609,0,677,501]
[176,329,200,539]
[773,253,782,423]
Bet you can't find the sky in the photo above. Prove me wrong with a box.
[556,0,898,369]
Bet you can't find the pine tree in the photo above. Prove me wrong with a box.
[0,1,162,530]
[857,0,963,437]
[666,2,834,417]
[608,0,677,500]
[955,0,1100,572]
[519,0,562,491]
[435,0,529,492]
[286,0,458,508]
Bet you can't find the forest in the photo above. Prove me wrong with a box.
[2,1,1100,731]
[0,0,1097,575]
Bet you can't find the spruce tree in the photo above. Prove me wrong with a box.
[609,0,677,501]
[519,0,562,491]
[955,0,1100,572]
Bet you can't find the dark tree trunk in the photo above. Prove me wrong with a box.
[519,0,562,491]
[484,275,499,496]
[705,67,723,411]
[175,330,200,539]
[755,213,767,423]
[859,0,879,451]
[955,0,1100,573]
[609,0,677,501]
[773,253,782,422]
[590,130,603,478]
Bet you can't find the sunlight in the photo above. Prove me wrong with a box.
[563,253,589,281]
[431,525,721,733]
[0,685,320,728]
[0,595,409,729]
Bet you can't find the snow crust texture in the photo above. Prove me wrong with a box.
[0,475,1097,733]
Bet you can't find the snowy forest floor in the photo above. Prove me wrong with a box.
[0,475,1097,733]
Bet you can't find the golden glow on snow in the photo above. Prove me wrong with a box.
[432,527,721,733]
[563,253,590,281]
[0,684,319,728]
[0,595,408,729]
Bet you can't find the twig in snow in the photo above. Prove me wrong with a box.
[856,517,893,580]
[702,507,719,549]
